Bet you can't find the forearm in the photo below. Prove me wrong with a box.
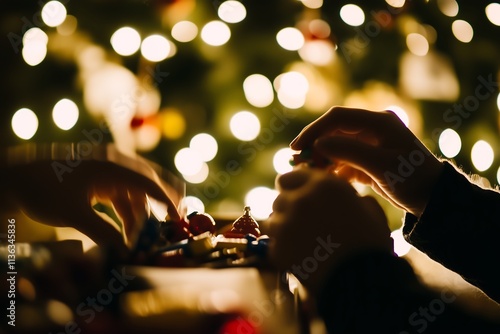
[316,251,500,333]
[403,161,500,302]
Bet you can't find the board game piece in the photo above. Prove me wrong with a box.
[228,206,261,237]
[187,211,217,235]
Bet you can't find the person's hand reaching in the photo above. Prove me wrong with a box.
[290,107,444,217]
[4,151,180,258]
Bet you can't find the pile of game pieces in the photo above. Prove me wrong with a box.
[129,206,270,268]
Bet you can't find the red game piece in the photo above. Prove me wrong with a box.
[228,206,261,237]
[187,211,217,235]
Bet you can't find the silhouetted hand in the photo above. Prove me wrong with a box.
[3,148,180,258]
[267,167,393,295]
[290,107,444,217]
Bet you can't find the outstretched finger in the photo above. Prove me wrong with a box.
[69,206,129,259]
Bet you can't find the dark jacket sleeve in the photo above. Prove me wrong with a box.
[403,161,500,303]
[316,252,500,333]
[315,161,500,333]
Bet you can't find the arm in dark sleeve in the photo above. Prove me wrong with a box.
[316,251,500,333]
[403,161,500,302]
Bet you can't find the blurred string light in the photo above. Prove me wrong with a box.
[243,74,274,108]
[175,147,204,176]
[340,4,365,27]
[12,108,38,140]
[274,71,309,109]
[309,19,331,39]
[438,128,461,158]
[56,15,78,36]
[273,148,296,174]
[298,40,335,66]
[244,187,278,220]
[111,27,141,56]
[190,133,218,162]
[406,33,429,56]
[497,166,500,185]
[52,98,79,130]
[201,21,231,46]
[22,27,48,66]
[386,105,410,127]
[385,0,406,8]
[299,0,323,9]
[218,1,247,24]
[41,1,67,27]
[471,140,494,172]
[171,21,198,42]
[141,34,171,62]
[182,162,209,184]
[497,92,500,110]
[160,109,186,139]
[230,111,260,141]
[180,196,205,214]
[452,20,474,43]
[134,124,161,151]
[486,3,500,26]
[276,27,304,51]
[437,0,459,17]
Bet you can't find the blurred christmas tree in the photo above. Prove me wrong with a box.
[1,0,499,224]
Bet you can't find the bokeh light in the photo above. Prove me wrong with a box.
[385,0,406,8]
[111,27,141,56]
[298,40,335,66]
[23,27,48,45]
[57,15,78,36]
[161,110,186,139]
[190,133,218,162]
[273,148,296,174]
[406,33,429,56]
[141,35,171,62]
[22,41,47,66]
[300,0,323,9]
[497,166,500,185]
[134,124,162,151]
[452,20,474,43]
[41,1,67,27]
[486,3,500,26]
[230,111,261,141]
[437,0,459,17]
[12,108,38,140]
[471,140,494,172]
[276,27,304,51]
[175,148,204,176]
[218,1,247,23]
[438,128,461,158]
[171,21,198,42]
[52,98,79,130]
[22,27,48,66]
[181,196,205,214]
[243,74,274,108]
[182,162,209,184]
[201,21,231,46]
[340,4,365,27]
[244,187,279,220]
[309,19,331,39]
[275,71,309,109]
